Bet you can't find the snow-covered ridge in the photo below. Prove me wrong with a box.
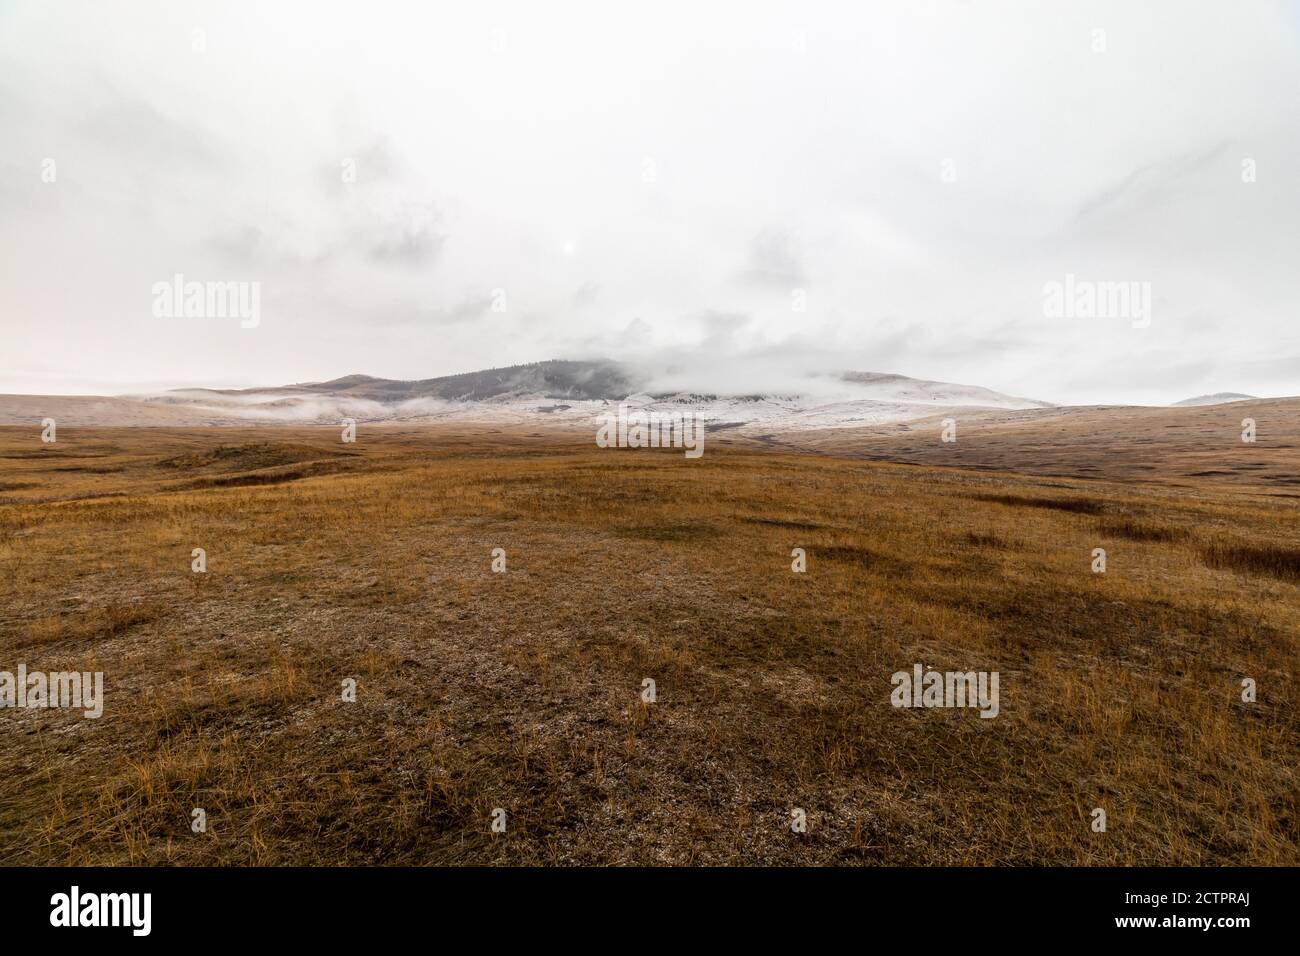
[1172,392,1257,407]
[86,360,1054,432]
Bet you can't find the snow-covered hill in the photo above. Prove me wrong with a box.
[1,360,1055,430]
[1172,392,1257,407]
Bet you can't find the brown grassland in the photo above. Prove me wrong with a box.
[0,422,1296,865]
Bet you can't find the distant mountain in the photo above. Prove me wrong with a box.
[277,360,644,401]
[1173,392,1257,406]
[182,360,1048,408]
[0,360,1055,428]
[838,371,1053,409]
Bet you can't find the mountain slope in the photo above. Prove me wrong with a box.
[274,360,643,401]
[838,371,1053,409]
[188,360,1046,407]
[0,360,1056,428]
[1173,392,1257,406]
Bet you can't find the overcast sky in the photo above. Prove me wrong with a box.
[2,0,1298,404]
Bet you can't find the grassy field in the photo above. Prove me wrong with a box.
[0,425,1296,864]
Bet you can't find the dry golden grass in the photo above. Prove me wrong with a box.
[0,424,1296,865]
[779,396,1300,493]
[1201,542,1300,583]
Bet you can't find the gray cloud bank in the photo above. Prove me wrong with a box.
[1,0,1298,406]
